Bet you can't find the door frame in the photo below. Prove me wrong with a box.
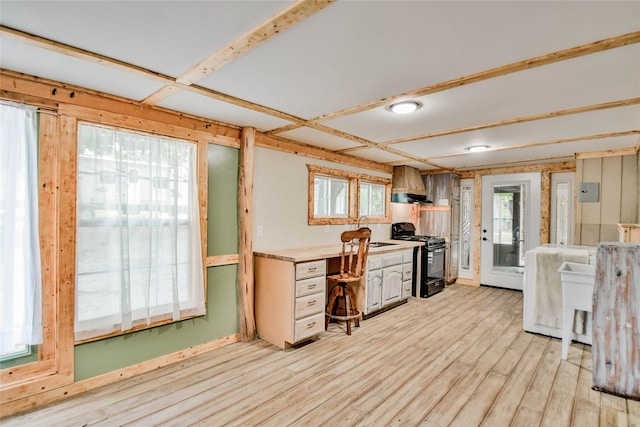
[480,172,541,289]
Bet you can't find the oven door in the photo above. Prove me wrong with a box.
[426,247,445,281]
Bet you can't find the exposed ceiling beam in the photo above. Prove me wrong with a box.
[266,31,640,136]
[313,31,640,123]
[0,25,175,84]
[338,98,640,154]
[177,0,335,85]
[143,0,335,105]
[456,154,576,170]
[0,25,313,126]
[305,122,447,168]
[425,130,640,160]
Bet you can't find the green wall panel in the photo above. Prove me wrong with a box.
[208,144,239,256]
[74,143,239,381]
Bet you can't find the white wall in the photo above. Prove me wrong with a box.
[253,147,393,251]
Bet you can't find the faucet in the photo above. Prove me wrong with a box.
[357,215,369,230]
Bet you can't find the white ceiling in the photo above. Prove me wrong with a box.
[1,1,639,171]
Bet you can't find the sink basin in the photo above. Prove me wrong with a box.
[368,242,397,247]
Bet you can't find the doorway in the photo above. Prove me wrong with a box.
[480,173,541,289]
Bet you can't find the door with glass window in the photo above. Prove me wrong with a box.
[480,173,541,289]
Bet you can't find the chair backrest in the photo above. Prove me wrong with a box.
[338,227,371,279]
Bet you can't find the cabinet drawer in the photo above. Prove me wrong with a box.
[403,263,413,281]
[403,279,412,298]
[383,252,403,267]
[294,312,324,342]
[295,276,325,297]
[295,260,326,279]
[295,292,325,319]
[402,250,413,263]
[368,255,382,270]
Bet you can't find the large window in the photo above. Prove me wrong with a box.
[307,164,391,225]
[0,102,42,359]
[75,124,205,341]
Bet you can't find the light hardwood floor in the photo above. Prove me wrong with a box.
[4,283,639,426]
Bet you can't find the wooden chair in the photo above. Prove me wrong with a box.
[325,227,371,335]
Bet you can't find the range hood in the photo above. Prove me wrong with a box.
[391,166,431,204]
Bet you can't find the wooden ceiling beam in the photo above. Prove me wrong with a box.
[0,25,175,85]
[268,31,640,158]
[306,122,447,168]
[255,133,393,174]
[425,130,640,160]
[177,0,335,85]
[575,147,638,159]
[309,31,640,124]
[0,23,314,126]
[457,161,576,178]
[456,155,577,172]
[382,98,640,146]
[337,98,640,154]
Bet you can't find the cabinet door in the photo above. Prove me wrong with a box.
[382,265,403,306]
[367,269,382,313]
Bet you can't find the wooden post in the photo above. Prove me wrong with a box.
[238,127,256,341]
[540,168,550,244]
[592,243,640,399]
[472,173,482,286]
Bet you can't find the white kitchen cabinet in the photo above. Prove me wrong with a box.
[382,264,403,306]
[365,249,414,315]
[365,255,382,314]
[402,250,413,299]
[255,257,326,349]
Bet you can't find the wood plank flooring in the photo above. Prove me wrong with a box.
[3,284,637,426]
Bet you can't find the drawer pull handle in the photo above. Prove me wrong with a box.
[308,267,317,272]
[308,301,316,306]
[308,284,317,289]
[307,321,316,328]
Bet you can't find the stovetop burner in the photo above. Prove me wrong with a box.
[391,222,446,249]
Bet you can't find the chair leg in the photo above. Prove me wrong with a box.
[325,285,342,330]
[344,285,360,328]
[344,287,352,335]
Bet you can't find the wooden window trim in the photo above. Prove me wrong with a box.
[69,111,209,344]
[307,164,392,225]
[0,113,74,404]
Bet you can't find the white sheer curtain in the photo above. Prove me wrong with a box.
[75,124,204,341]
[0,102,43,355]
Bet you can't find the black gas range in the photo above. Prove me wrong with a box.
[392,222,446,297]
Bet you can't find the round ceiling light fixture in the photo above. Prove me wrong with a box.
[466,145,489,153]
[387,100,422,114]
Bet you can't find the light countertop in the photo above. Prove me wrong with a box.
[254,240,423,263]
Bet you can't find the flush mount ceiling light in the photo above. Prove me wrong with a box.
[466,145,489,153]
[387,100,422,114]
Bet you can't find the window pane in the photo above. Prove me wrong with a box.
[75,124,204,340]
[359,183,370,216]
[314,176,328,217]
[359,182,385,217]
[314,175,348,218]
[369,183,385,217]
[329,179,348,216]
[0,103,42,358]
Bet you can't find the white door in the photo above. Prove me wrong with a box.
[480,173,541,289]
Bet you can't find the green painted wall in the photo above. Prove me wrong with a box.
[74,144,240,381]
